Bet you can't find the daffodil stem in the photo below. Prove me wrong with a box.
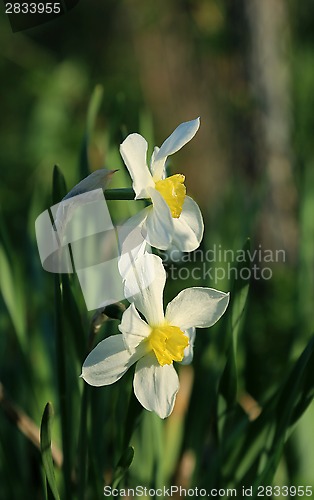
[103,188,135,200]
[54,275,72,499]
[77,384,89,500]
[123,381,143,450]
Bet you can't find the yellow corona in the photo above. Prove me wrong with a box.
[147,324,189,366]
[155,174,186,218]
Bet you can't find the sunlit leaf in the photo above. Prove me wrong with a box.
[111,446,134,489]
[40,403,60,500]
[52,165,68,205]
[80,85,104,178]
[0,243,26,349]
[220,238,251,407]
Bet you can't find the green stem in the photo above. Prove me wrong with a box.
[77,385,89,500]
[122,382,143,450]
[103,188,135,200]
[54,275,72,499]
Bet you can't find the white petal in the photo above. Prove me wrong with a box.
[151,118,200,180]
[171,196,204,252]
[81,335,140,386]
[143,187,174,250]
[180,327,196,365]
[165,287,230,330]
[118,303,151,353]
[117,208,150,279]
[124,253,166,326]
[133,354,180,418]
[120,133,155,198]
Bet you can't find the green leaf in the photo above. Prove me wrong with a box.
[86,85,104,139]
[224,336,314,488]
[40,403,60,500]
[52,165,67,205]
[80,85,104,178]
[0,209,26,349]
[219,238,251,407]
[111,446,134,489]
[54,274,72,499]
[230,238,251,342]
[122,387,143,450]
[252,335,314,487]
[77,385,89,500]
[0,243,26,349]
[129,411,164,487]
[61,275,86,361]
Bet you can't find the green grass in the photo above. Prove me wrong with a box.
[0,92,313,499]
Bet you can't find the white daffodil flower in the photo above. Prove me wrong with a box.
[119,118,204,252]
[81,253,229,419]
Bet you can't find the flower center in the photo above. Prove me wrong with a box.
[147,324,189,366]
[154,174,186,218]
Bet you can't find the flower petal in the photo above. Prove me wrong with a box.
[143,187,174,250]
[63,168,117,200]
[120,133,155,198]
[81,335,139,386]
[133,353,180,418]
[151,118,200,180]
[180,327,196,365]
[119,303,151,353]
[124,253,166,326]
[171,196,204,252]
[165,287,230,330]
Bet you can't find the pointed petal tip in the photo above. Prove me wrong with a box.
[192,116,200,131]
[185,116,200,128]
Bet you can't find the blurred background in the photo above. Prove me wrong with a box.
[1,0,314,498]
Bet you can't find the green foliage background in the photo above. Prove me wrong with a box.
[0,1,314,498]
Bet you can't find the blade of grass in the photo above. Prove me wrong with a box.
[62,275,86,361]
[224,336,314,488]
[40,403,60,500]
[52,165,68,204]
[52,166,72,498]
[122,383,143,450]
[77,384,89,500]
[54,274,72,498]
[219,238,251,407]
[0,242,26,350]
[216,238,251,483]
[80,85,104,178]
[252,336,314,487]
[111,446,134,489]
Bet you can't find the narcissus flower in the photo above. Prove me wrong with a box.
[81,253,229,418]
[119,118,204,252]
